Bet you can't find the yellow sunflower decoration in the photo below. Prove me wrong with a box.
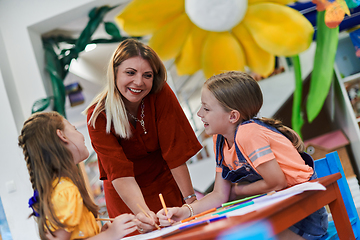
[115,0,314,79]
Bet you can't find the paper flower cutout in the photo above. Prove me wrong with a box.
[115,0,314,79]
[312,0,350,28]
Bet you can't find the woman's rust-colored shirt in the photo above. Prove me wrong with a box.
[87,83,202,217]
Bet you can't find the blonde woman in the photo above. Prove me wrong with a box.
[84,39,201,234]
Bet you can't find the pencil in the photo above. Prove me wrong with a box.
[159,193,171,223]
[220,190,276,208]
[136,203,161,230]
[214,201,254,215]
[221,193,264,207]
[181,207,217,223]
[96,218,115,221]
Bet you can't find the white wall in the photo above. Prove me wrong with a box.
[0,68,38,239]
[0,0,126,239]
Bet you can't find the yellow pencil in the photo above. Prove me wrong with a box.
[159,193,171,223]
[137,203,161,230]
[96,218,115,221]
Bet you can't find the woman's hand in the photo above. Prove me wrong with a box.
[135,210,158,233]
[156,206,190,226]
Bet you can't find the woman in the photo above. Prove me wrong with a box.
[84,39,202,233]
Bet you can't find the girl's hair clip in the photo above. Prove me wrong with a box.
[28,190,40,217]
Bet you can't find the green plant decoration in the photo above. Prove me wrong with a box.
[306,10,339,123]
[291,55,304,139]
[32,5,139,117]
[291,10,339,137]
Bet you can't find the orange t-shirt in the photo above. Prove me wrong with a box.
[215,122,313,186]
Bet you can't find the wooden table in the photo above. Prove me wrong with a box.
[159,173,355,239]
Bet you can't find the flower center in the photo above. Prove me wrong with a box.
[185,0,248,32]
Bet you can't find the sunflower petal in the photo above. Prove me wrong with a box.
[248,0,295,5]
[232,24,274,77]
[243,3,314,56]
[201,32,246,79]
[148,13,192,61]
[175,26,208,75]
[114,0,184,36]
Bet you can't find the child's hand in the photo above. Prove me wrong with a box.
[136,210,158,233]
[101,222,110,232]
[45,229,71,240]
[156,207,187,226]
[107,213,138,238]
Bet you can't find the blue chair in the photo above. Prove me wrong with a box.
[315,151,360,239]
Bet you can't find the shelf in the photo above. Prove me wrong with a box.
[333,31,360,178]
[342,72,360,84]
[335,32,360,80]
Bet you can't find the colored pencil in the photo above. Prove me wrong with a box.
[221,190,276,208]
[180,207,217,223]
[159,193,171,223]
[137,203,161,230]
[95,218,115,221]
[221,193,264,207]
[214,201,254,215]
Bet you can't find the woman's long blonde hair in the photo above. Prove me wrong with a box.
[84,38,167,138]
[18,112,99,240]
[205,71,304,152]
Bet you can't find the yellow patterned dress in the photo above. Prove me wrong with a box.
[46,178,100,239]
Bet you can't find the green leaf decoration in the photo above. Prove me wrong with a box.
[88,7,97,19]
[306,11,339,123]
[291,55,304,139]
[104,22,121,39]
[345,0,359,9]
[34,5,140,117]
[31,97,53,113]
[44,42,67,117]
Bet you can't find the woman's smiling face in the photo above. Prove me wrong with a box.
[116,56,154,106]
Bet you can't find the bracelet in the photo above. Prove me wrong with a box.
[182,203,194,217]
[183,193,196,201]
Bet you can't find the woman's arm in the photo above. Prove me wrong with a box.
[233,158,287,197]
[170,163,197,204]
[112,177,157,232]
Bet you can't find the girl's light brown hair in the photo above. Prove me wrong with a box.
[205,71,304,152]
[18,111,99,240]
[84,38,167,138]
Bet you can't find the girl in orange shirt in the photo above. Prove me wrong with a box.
[158,71,328,240]
[18,112,138,240]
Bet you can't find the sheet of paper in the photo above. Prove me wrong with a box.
[225,181,326,217]
[122,224,180,240]
[121,181,326,239]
